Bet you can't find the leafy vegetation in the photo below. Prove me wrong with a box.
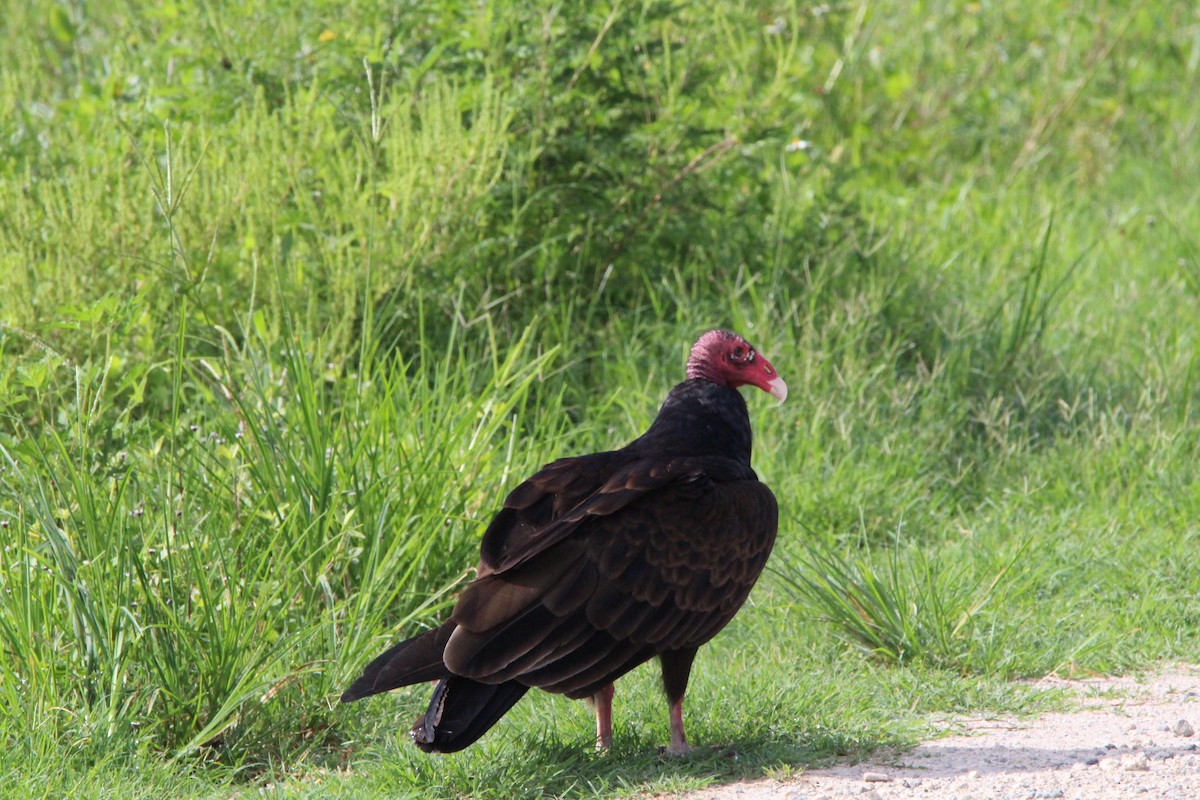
[2,0,1198,797]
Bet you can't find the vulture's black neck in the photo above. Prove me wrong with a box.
[629,379,753,463]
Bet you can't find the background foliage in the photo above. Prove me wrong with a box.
[1,0,1198,797]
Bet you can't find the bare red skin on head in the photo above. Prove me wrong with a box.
[685,330,784,400]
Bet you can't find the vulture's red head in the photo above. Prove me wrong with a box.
[686,330,787,403]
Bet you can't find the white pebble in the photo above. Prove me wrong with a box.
[1120,752,1150,771]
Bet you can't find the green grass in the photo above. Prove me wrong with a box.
[2,0,1199,797]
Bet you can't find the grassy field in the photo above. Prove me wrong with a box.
[2,0,1198,797]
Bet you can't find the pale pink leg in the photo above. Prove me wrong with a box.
[666,697,692,755]
[594,683,615,752]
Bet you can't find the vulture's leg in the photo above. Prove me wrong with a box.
[593,682,615,752]
[659,648,698,755]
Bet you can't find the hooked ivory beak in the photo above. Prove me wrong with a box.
[767,376,788,404]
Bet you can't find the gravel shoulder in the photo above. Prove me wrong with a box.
[674,664,1200,800]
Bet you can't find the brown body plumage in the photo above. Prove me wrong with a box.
[341,330,786,753]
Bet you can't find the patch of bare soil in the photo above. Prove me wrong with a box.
[676,664,1200,800]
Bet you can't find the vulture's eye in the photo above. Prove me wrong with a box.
[730,346,752,363]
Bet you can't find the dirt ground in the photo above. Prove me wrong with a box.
[674,664,1200,800]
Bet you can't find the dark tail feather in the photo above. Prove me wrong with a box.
[412,676,529,753]
[340,623,455,702]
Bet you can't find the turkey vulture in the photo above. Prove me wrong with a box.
[341,329,785,754]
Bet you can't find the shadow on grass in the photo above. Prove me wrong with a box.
[374,723,909,800]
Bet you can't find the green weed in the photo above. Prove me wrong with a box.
[776,531,1029,672]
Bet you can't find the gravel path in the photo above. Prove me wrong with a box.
[672,665,1200,800]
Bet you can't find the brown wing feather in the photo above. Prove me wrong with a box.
[601,477,773,579]
[478,452,623,575]
[576,476,777,655]
[443,455,776,697]
[479,455,754,577]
